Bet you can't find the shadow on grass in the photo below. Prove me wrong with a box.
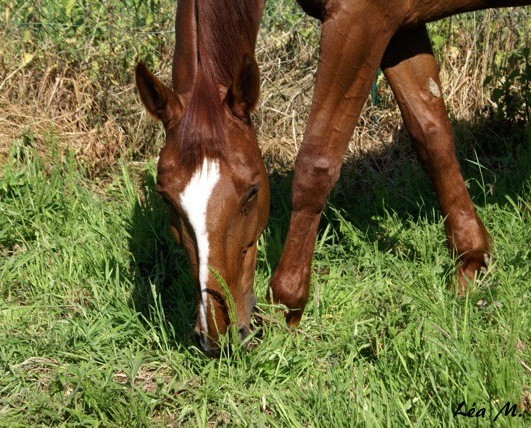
[264,116,530,268]
[126,115,529,349]
[127,171,197,349]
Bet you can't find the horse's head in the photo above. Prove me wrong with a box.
[135,59,269,356]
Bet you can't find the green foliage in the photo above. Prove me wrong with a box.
[2,0,175,80]
[427,10,529,132]
[262,0,307,31]
[485,47,530,131]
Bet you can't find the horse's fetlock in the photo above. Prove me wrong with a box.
[269,278,309,312]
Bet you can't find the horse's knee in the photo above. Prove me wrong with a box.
[297,154,338,183]
[292,150,341,212]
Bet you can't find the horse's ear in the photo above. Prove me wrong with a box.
[227,56,260,121]
[135,62,181,124]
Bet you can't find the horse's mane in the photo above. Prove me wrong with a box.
[176,0,262,171]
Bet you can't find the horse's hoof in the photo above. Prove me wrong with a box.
[285,308,303,327]
[455,252,492,296]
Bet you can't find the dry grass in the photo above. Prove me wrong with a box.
[257,8,529,170]
[0,6,528,176]
[0,52,167,176]
[254,14,403,170]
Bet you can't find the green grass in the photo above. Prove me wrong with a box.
[1,1,529,426]
[1,133,529,427]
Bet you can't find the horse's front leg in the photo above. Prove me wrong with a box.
[268,3,399,326]
[381,25,491,294]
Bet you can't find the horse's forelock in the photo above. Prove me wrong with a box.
[175,0,262,171]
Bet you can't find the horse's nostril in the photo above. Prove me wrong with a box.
[193,331,220,357]
[238,326,249,342]
[193,330,203,348]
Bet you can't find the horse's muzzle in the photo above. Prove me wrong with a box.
[193,326,251,358]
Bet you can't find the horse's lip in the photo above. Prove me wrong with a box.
[193,331,221,357]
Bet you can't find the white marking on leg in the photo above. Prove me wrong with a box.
[179,158,220,339]
[428,77,441,98]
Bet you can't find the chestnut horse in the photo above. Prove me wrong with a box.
[136,0,530,356]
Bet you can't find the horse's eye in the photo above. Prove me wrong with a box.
[245,184,259,204]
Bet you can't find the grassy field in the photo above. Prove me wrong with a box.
[1,136,530,426]
[1,0,530,426]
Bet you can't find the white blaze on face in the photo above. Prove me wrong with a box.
[179,158,221,337]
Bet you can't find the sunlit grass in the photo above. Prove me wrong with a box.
[1,138,529,426]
